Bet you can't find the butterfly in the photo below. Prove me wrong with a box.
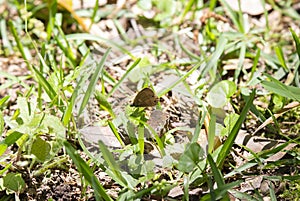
[131,87,159,107]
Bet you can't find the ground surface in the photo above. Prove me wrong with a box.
[1,0,300,200]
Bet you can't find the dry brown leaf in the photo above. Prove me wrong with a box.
[235,130,296,162]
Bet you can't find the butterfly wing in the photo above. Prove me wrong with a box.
[132,88,158,107]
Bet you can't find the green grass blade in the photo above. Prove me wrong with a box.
[269,184,277,201]
[290,28,300,61]
[224,161,257,178]
[46,0,57,41]
[202,35,228,78]
[54,25,77,67]
[208,113,216,154]
[274,46,288,71]
[0,96,10,107]
[8,20,32,70]
[63,141,113,201]
[62,72,87,126]
[98,140,129,188]
[107,58,141,97]
[157,59,205,97]
[261,73,300,101]
[108,121,125,147]
[220,0,244,33]
[217,90,256,167]
[249,48,261,81]
[32,66,57,100]
[66,33,133,57]
[0,19,13,53]
[89,0,99,30]
[180,0,196,22]
[138,124,145,155]
[78,48,111,115]
[234,41,246,80]
[95,90,116,118]
[229,190,259,201]
[207,154,225,187]
[191,108,207,143]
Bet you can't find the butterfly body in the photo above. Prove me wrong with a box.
[131,88,159,107]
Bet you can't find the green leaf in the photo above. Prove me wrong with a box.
[31,136,51,162]
[32,66,57,100]
[207,80,237,108]
[0,111,4,135]
[220,113,240,137]
[138,0,152,10]
[62,65,91,126]
[98,140,129,188]
[3,131,23,146]
[217,90,255,167]
[177,142,205,173]
[64,141,113,201]
[290,28,300,61]
[201,181,242,201]
[17,97,36,123]
[42,114,66,140]
[8,20,31,69]
[3,172,25,193]
[207,154,225,187]
[203,35,228,77]
[208,113,216,154]
[95,90,115,118]
[78,48,111,115]
[0,143,7,157]
[0,95,10,107]
[274,46,288,71]
[261,74,300,101]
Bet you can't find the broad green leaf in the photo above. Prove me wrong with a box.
[3,131,23,146]
[177,142,205,173]
[31,136,51,162]
[3,172,25,193]
[221,113,240,137]
[217,90,255,167]
[207,80,237,108]
[42,114,65,140]
[17,97,37,124]
[261,74,300,101]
